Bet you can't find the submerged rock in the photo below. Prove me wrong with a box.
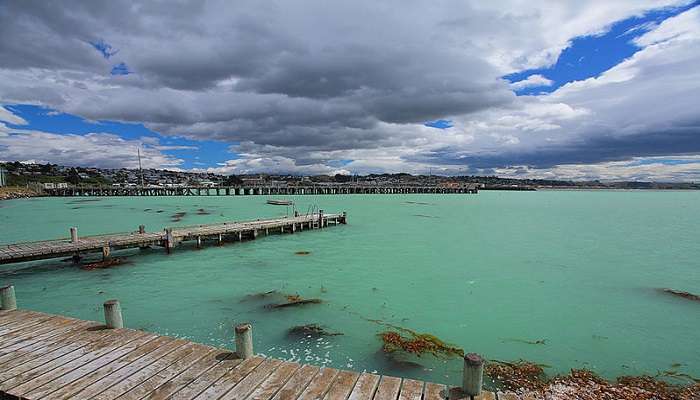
[660,288,700,302]
[287,324,343,338]
[268,294,323,309]
[81,258,128,270]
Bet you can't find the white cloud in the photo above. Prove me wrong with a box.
[0,106,27,125]
[0,126,184,169]
[509,74,554,90]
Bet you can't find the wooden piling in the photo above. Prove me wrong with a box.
[164,228,174,253]
[253,229,258,239]
[235,323,253,359]
[196,236,202,248]
[0,285,17,310]
[217,233,223,245]
[462,353,484,397]
[319,210,324,228]
[103,299,124,329]
[70,227,78,243]
[102,245,111,260]
[138,225,146,234]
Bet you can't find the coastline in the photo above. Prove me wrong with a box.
[0,186,41,201]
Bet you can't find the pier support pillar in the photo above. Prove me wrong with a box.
[253,229,258,239]
[217,233,223,245]
[164,228,174,253]
[70,227,79,243]
[102,245,111,260]
[281,226,284,233]
[342,211,347,224]
[103,299,124,329]
[1,285,17,310]
[235,323,253,359]
[319,210,324,228]
[196,236,202,249]
[462,353,484,397]
[238,232,243,241]
[291,223,296,233]
[138,225,146,234]
[265,228,269,236]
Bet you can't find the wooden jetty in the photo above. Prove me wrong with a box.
[42,184,479,197]
[0,295,504,400]
[0,211,346,266]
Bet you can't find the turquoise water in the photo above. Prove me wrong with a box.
[1,191,698,386]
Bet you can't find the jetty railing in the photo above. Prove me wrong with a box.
[43,184,479,197]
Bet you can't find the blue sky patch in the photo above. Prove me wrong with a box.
[89,39,119,59]
[111,62,132,75]
[505,1,700,95]
[424,119,453,129]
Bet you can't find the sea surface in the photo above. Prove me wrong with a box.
[0,191,698,386]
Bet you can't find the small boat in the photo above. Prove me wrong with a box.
[266,199,294,206]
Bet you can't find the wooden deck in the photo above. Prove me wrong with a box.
[0,212,346,265]
[0,309,503,400]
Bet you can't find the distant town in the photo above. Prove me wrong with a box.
[0,161,698,196]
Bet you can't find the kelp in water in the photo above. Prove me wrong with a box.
[287,324,343,338]
[660,288,700,302]
[81,257,128,271]
[269,294,323,308]
[379,329,463,358]
[295,251,311,256]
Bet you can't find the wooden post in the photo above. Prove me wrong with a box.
[342,211,347,224]
[70,227,79,243]
[196,236,202,248]
[217,233,223,245]
[103,299,123,329]
[238,232,243,241]
[164,228,174,253]
[319,210,324,228]
[235,323,253,359]
[265,228,269,235]
[138,225,146,234]
[102,245,111,260]
[291,223,296,233]
[1,285,17,310]
[253,229,258,239]
[462,353,484,397]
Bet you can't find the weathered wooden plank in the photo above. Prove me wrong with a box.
[190,356,271,400]
[398,379,424,400]
[245,360,301,400]
[270,364,320,400]
[2,330,149,395]
[297,368,340,400]
[0,319,96,356]
[0,327,118,381]
[167,355,255,400]
[0,311,53,335]
[423,382,447,400]
[32,335,172,400]
[0,316,70,350]
[215,358,285,400]
[87,339,192,400]
[116,346,217,400]
[373,376,402,400]
[347,372,380,400]
[324,370,361,400]
[140,349,233,400]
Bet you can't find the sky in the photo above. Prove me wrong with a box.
[0,1,699,181]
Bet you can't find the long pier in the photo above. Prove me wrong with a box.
[0,302,502,400]
[43,185,479,197]
[0,212,346,266]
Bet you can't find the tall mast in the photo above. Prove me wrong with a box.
[138,147,144,187]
